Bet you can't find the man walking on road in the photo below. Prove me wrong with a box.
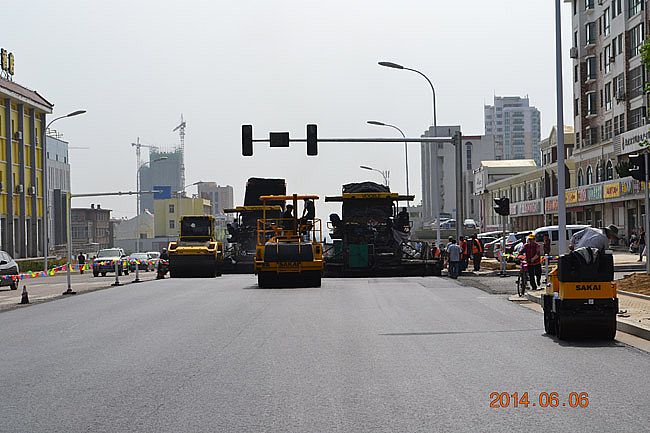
[638,227,645,262]
[446,237,461,279]
[77,252,86,275]
[459,236,469,272]
[522,234,542,290]
[470,234,483,271]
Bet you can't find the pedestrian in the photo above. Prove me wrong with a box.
[77,252,86,275]
[522,234,542,290]
[446,237,462,279]
[638,227,645,262]
[542,233,551,256]
[569,224,619,251]
[470,233,484,271]
[459,236,469,272]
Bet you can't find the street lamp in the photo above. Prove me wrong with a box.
[44,110,86,273]
[367,120,410,201]
[379,61,441,244]
[134,156,168,283]
[360,165,390,186]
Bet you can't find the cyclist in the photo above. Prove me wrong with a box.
[522,234,542,290]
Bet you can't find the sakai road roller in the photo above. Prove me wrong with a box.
[324,181,443,277]
[255,194,323,288]
[223,177,286,273]
[168,215,224,278]
[542,247,617,340]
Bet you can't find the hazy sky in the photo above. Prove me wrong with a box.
[5,1,574,219]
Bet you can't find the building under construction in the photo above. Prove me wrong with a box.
[139,147,183,213]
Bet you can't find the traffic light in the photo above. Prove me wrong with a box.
[242,125,253,156]
[306,124,318,156]
[494,197,510,216]
[629,154,647,181]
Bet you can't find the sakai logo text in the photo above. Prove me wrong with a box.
[575,284,602,291]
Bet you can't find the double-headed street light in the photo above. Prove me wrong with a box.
[379,61,441,244]
[134,156,168,283]
[367,120,410,201]
[44,110,87,273]
[360,165,389,187]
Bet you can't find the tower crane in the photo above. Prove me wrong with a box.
[173,114,186,190]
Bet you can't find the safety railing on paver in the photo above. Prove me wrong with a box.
[257,218,322,245]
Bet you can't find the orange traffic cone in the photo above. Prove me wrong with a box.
[20,286,29,304]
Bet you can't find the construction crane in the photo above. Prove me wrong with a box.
[131,137,159,213]
[173,114,186,191]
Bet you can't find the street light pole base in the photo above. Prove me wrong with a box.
[133,278,141,283]
[111,282,123,287]
[62,289,77,295]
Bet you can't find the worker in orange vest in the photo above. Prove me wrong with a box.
[470,233,484,271]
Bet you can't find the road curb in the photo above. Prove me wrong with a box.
[521,291,650,341]
[618,290,650,301]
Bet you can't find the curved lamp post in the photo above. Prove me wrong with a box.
[360,165,389,186]
[379,61,441,244]
[44,110,86,273]
[367,120,410,201]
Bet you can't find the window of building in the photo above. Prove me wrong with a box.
[628,106,646,130]
[604,119,613,140]
[604,82,612,111]
[604,44,612,74]
[465,142,472,170]
[578,168,584,186]
[596,160,604,182]
[585,126,598,146]
[586,91,597,116]
[574,64,579,83]
[628,65,644,99]
[612,0,622,17]
[613,73,625,101]
[586,21,596,45]
[629,23,644,57]
[169,204,175,213]
[606,160,614,180]
[586,56,597,80]
[585,0,594,10]
[603,7,611,36]
[630,0,642,16]
[169,220,175,229]
[586,165,593,184]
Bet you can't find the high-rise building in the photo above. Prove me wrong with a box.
[419,126,495,223]
[139,148,183,214]
[46,135,70,248]
[484,96,541,164]
[0,76,53,258]
[197,182,234,215]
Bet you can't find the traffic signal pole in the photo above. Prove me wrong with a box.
[501,215,507,277]
[641,152,650,275]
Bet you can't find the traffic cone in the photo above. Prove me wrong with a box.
[20,286,29,304]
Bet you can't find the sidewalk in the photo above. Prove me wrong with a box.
[522,289,650,341]
[0,271,158,312]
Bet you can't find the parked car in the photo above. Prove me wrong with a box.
[128,252,153,272]
[0,250,19,290]
[93,248,129,277]
[440,219,456,229]
[477,236,498,247]
[484,237,503,258]
[463,219,478,229]
[532,225,590,256]
[147,251,161,268]
[505,231,532,254]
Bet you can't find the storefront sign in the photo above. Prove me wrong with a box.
[565,190,578,204]
[0,48,14,77]
[620,125,650,155]
[545,197,558,212]
[621,178,635,196]
[603,182,621,199]
[474,170,486,195]
[586,184,603,201]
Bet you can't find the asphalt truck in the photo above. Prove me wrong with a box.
[324,182,443,277]
[223,177,286,273]
[168,215,224,278]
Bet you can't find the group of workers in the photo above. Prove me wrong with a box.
[444,234,485,279]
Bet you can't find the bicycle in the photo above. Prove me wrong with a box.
[516,256,528,297]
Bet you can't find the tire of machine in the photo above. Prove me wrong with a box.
[603,314,617,341]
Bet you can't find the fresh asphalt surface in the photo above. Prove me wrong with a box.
[0,275,648,432]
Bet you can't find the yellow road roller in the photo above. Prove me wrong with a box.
[169,215,224,278]
[542,248,617,340]
[255,194,323,288]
